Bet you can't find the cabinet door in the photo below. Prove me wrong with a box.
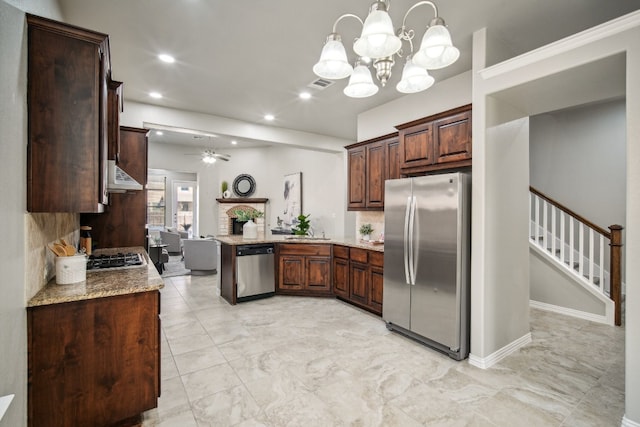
[306,257,331,292]
[434,110,472,164]
[347,146,366,209]
[27,17,108,213]
[370,266,384,315]
[28,292,159,427]
[108,80,124,162]
[385,137,401,181]
[365,141,385,209]
[279,255,304,290]
[333,257,349,298]
[350,262,369,305]
[399,122,434,169]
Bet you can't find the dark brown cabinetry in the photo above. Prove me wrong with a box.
[27,291,160,427]
[396,105,472,175]
[277,244,332,296]
[27,15,112,213]
[346,133,399,211]
[333,245,383,315]
[108,80,124,162]
[82,127,149,248]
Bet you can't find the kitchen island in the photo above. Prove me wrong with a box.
[216,234,384,314]
[27,247,163,427]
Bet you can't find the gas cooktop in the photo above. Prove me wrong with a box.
[86,252,146,271]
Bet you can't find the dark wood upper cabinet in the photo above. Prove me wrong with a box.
[434,110,472,164]
[346,133,399,211]
[108,80,124,162]
[365,141,386,208]
[396,104,472,175]
[348,147,366,209]
[81,127,149,249]
[27,14,112,213]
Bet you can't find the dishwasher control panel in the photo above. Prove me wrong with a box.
[236,244,274,256]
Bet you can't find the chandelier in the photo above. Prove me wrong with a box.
[312,0,459,98]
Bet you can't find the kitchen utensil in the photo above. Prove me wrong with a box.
[49,244,67,257]
[58,239,76,256]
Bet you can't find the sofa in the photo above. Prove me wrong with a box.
[183,238,217,275]
[159,230,183,255]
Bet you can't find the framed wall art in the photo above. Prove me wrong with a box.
[283,172,302,226]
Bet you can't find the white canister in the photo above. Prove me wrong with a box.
[243,219,258,239]
[55,255,87,284]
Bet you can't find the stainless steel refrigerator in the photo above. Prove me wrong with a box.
[383,172,471,360]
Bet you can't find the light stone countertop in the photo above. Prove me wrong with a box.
[214,234,384,252]
[27,247,164,308]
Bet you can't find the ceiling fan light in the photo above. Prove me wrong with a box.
[343,64,379,98]
[353,6,401,59]
[313,35,353,80]
[396,57,434,94]
[413,23,460,70]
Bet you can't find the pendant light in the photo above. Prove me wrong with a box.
[343,63,379,98]
[353,1,402,59]
[312,34,353,80]
[396,56,434,93]
[412,17,460,69]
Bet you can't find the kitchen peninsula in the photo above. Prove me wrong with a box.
[27,247,163,427]
[216,234,384,315]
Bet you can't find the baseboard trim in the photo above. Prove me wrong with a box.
[468,332,532,369]
[622,414,640,427]
[530,300,610,325]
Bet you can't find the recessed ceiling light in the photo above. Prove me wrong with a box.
[155,131,163,136]
[149,92,163,99]
[158,54,175,63]
[264,114,275,121]
[231,140,237,145]
[299,91,311,100]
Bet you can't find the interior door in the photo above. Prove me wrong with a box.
[172,180,197,237]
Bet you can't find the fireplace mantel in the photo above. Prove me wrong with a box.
[216,198,268,204]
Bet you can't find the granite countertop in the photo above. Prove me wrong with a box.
[28,246,164,307]
[214,234,384,252]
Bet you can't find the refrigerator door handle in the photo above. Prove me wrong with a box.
[403,196,412,285]
[408,196,417,285]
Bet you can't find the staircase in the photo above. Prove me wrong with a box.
[529,187,623,326]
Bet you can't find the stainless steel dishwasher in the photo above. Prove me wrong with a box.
[236,244,275,302]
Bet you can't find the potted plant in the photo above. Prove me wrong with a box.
[221,181,229,198]
[235,209,263,239]
[359,223,374,241]
[292,213,311,236]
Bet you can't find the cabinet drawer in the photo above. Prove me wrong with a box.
[333,245,349,259]
[350,248,368,264]
[279,243,331,256]
[370,251,384,267]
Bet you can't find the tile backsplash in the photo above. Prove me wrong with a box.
[355,211,384,240]
[26,213,79,300]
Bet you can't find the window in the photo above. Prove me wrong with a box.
[147,175,166,230]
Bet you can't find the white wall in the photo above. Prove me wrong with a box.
[148,142,350,238]
[1,1,63,425]
[530,100,626,230]
[357,71,472,141]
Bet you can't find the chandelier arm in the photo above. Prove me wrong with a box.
[331,13,364,34]
[400,1,438,29]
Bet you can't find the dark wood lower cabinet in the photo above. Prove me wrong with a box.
[333,245,383,315]
[28,291,160,427]
[277,244,332,296]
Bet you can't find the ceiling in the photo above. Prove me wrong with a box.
[57,0,640,148]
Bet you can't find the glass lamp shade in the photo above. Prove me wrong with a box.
[396,57,435,94]
[343,64,379,98]
[413,24,460,70]
[313,38,353,80]
[353,9,402,59]
[202,155,216,164]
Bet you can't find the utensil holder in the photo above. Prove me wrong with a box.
[55,255,87,284]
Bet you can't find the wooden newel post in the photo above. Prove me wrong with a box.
[609,225,623,326]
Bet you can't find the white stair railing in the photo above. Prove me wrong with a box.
[529,187,623,325]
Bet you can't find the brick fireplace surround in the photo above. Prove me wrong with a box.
[216,198,268,236]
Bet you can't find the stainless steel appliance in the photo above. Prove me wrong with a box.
[86,252,146,270]
[383,172,471,360]
[236,244,276,302]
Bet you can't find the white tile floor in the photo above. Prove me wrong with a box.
[143,273,625,426]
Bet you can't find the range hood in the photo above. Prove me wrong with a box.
[107,160,143,192]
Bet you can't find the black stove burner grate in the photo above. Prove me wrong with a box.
[86,252,144,270]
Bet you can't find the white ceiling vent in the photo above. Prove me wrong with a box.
[308,78,334,90]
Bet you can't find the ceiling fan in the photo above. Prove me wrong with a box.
[184,135,231,163]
